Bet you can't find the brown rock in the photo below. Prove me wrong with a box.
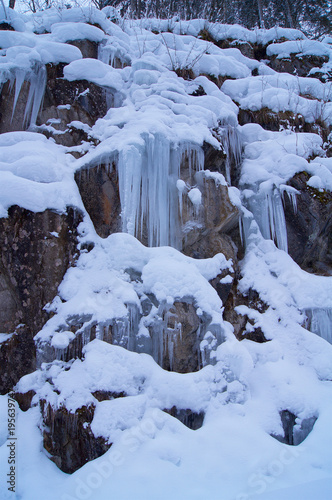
[0,206,81,392]
[0,327,36,395]
[41,401,111,474]
[75,164,122,238]
[269,54,328,78]
[160,301,202,373]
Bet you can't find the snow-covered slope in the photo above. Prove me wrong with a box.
[0,5,331,500]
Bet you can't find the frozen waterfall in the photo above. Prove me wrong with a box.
[117,134,204,248]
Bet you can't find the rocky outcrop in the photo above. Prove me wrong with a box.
[0,206,81,393]
[75,164,121,238]
[39,64,112,146]
[238,108,330,141]
[0,326,36,395]
[223,285,269,342]
[1,20,330,478]
[269,54,329,79]
[158,301,202,373]
[285,172,332,275]
[41,401,111,474]
[0,62,115,147]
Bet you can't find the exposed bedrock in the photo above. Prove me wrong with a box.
[0,62,116,147]
[269,54,329,79]
[0,206,81,393]
[41,401,111,474]
[238,108,330,141]
[75,164,122,238]
[285,172,332,275]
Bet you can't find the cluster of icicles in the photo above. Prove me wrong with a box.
[7,40,330,369]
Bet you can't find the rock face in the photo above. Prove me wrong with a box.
[0,326,36,396]
[41,401,111,474]
[159,301,202,373]
[285,172,332,275]
[75,164,122,238]
[0,62,115,147]
[0,206,81,393]
[269,54,329,79]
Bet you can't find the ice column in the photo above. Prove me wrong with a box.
[10,63,47,128]
[245,185,298,253]
[117,133,204,248]
[219,125,242,184]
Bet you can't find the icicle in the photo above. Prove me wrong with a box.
[247,186,288,252]
[304,308,332,344]
[111,304,140,351]
[219,125,243,184]
[116,133,204,248]
[281,185,298,214]
[11,69,25,122]
[10,64,47,129]
[176,179,186,220]
[24,63,47,128]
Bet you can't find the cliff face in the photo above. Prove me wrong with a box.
[0,7,331,495]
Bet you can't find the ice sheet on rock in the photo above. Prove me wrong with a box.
[117,136,204,248]
[0,30,82,129]
[244,185,289,252]
[75,65,237,250]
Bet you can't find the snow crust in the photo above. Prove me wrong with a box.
[0,7,331,500]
